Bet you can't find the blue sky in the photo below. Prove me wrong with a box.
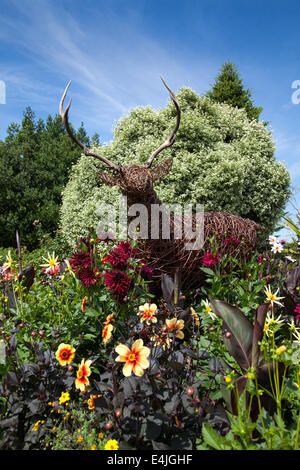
[0,0,300,238]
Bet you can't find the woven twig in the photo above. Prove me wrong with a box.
[136,211,261,291]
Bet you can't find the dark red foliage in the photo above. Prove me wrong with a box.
[140,328,152,345]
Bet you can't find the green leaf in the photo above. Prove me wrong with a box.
[200,267,215,276]
[83,333,97,342]
[201,423,226,450]
[98,294,108,301]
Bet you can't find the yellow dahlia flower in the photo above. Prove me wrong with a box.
[115,339,150,377]
[138,303,158,325]
[165,318,185,339]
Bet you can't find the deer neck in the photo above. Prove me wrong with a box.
[123,188,172,240]
[125,188,163,209]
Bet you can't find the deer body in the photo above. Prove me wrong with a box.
[60,79,262,291]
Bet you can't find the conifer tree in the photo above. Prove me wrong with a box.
[0,108,90,249]
[206,62,263,121]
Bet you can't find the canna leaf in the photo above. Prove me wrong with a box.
[286,266,300,303]
[161,273,174,309]
[210,299,253,371]
[251,303,269,368]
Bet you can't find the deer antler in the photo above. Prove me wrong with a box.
[144,77,181,168]
[60,81,121,172]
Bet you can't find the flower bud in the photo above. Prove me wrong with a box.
[105,420,113,430]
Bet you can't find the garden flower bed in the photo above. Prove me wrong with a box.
[0,231,300,451]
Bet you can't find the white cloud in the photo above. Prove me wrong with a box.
[0,0,218,141]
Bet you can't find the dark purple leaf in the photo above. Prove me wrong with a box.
[211,300,253,371]
[251,303,268,368]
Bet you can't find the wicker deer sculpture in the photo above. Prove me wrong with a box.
[60,79,262,291]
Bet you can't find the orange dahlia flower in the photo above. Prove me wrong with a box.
[55,343,76,366]
[102,323,113,345]
[81,296,88,312]
[75,359,92,392]
[104,313,114,325]
[115,339,150,377]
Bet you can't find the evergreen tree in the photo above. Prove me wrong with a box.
[206,62,263,121]
[0,108,90,249]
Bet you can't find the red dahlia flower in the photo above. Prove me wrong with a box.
[78,268,101,288]
[102,248,130,270]
[102,240,137,270]
[103,270,132,302]
[223,237,240,247]
[202,251,221,268]
[69,251,92,272]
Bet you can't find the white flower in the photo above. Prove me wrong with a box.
[270,242,284,253]
[40,252,59,274]
[292,328,300,343]
[285,255,296,262]
[202,299,217,320]
[264,285,285,307]
[263,310,284,336]
[2,250,13,272]
[288,317,299,333]
[269,235,278,244]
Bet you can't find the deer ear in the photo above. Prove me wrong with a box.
[150,157,173,181]
[97,171,119,187]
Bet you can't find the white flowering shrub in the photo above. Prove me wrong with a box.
[60,87,291,244]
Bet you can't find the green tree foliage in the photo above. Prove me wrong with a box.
[60,87,291,245]
[0,107,90,250]
[206,62,263,121]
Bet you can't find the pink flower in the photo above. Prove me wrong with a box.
[42,265,60,276]
[294,304,300,320]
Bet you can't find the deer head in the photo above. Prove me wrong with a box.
[59,78,181,198]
